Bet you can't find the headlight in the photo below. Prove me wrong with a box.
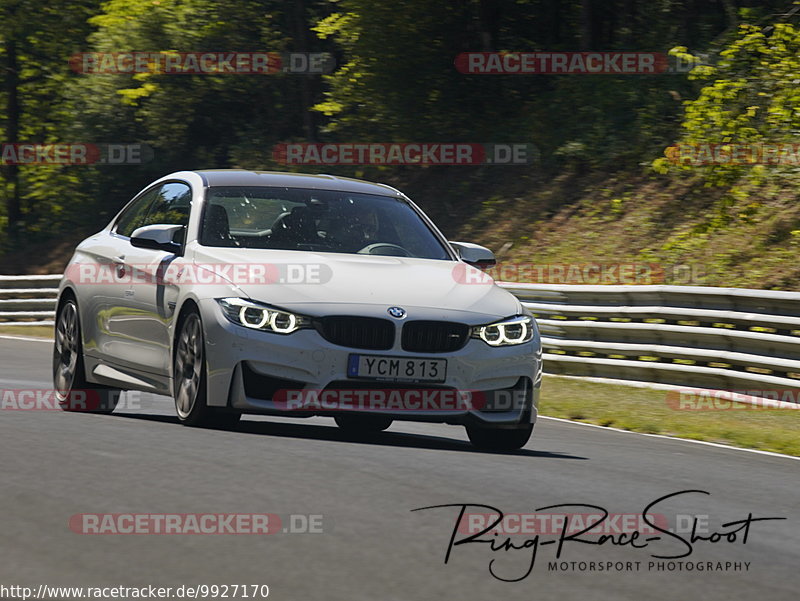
[471,315,535,347]
[216,298,311,334]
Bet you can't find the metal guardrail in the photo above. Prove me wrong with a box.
[499,282,800,396]
[0,275,60,326]
[3,275,800,398]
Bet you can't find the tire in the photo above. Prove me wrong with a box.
[53,297,119,414]
[173,309,241,428]
[334,414,393,433]
[466,423,533,451]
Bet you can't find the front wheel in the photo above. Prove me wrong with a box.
[174,310,241,428]
[466,423,533,451]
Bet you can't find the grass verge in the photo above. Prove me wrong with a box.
[540,376,800,457]
[0,325,53,338]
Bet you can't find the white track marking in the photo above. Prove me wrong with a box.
[539,415,800,461]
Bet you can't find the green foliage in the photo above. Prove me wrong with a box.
[0,0,102,243]
[1,0,799,282]
[310,0,748,170]
[654,21,800,181]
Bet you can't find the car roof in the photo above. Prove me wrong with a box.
[191,170,404,197]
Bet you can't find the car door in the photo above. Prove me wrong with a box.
[83,185,160,369]
[105,182,192,377]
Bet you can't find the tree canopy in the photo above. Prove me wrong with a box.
[1,0,798,256]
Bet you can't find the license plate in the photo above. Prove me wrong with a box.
[347,354,447,383]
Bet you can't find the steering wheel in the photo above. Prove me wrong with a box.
[356,243,411,257]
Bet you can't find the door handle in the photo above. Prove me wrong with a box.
[113,255,126,278]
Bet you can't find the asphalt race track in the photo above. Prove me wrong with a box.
[0,336,797,600]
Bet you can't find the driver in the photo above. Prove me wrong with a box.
[330,205,380,251]
[356,206,379,241]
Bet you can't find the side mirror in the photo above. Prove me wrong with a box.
[130,224,184,254]
[449,241,496,268]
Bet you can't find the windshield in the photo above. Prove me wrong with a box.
[199,186,451,260]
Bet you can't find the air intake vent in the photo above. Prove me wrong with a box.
[401,321,469,353]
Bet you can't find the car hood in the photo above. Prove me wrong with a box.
[190,247,519,323]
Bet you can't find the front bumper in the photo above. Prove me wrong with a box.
[199,298,541,427]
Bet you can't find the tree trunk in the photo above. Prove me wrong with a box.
[3,38,22,239]
[477,0,501,51]
[580,0,593,50]
[293,0,316,141]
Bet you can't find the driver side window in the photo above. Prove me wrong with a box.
[114,187,159,238]
[142,182,192,244]
[114,182,192,241]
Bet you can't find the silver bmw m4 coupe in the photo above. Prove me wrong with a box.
[54,170,542,450]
